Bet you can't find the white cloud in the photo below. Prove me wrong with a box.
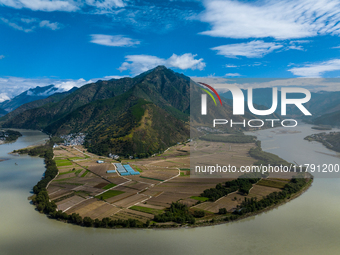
[0,55,4,59]
[90,34,140,47]
[332,45,340,49]
[225,73,241,77]
[0,17,34,32]
[167,53,205,70]
[225,64,237,68]
[85,0,124,9]
[212,40,283,58]
[287,45,304,51]
[0,0,79,12]
[288,59,340,77]
[0,93,10,103]
[119,55,167,75]
[199,0,340,39]
[0,75,129,100]
[21,18,37,23]
[119,53,206,75]
[1,16,61,32]
[0,0,125,12]
[39,20,61,30]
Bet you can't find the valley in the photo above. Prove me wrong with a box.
[32,136,311,228]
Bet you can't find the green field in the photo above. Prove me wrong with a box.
[130,205,164,215]
[257,179,287,189]
[133,165,143,172]
[55,159,72,167]
[81,170,90,177]
[59,170,76,175]
[190,196,210,202]
[68,157,84,160]
[96,190,125,200]
[102,183,117,189]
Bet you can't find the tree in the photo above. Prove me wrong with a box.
[83,217,93,227]
[218,208,227,214]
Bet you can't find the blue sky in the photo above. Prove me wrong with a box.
[2,0,340,100]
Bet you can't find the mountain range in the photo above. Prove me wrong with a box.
[1,66,265,156]
[0,85,78,117]
[2,66,340,157]
[0,66,193,156]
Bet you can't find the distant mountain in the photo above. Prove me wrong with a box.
[313,111,340,126]
[0,87,78,122]
[0,85,63,113]
[0,108,7,117]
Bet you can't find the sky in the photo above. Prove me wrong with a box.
[2,0,340,101]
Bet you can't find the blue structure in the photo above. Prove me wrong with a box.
[123,164,140,175]
[106,170,116,173]
[115,163,127,174]
[114,163,140,176]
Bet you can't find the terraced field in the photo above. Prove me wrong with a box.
[48,143,294,225]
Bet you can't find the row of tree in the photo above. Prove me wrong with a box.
[201,175,261,201]
[153,202,196,224]
[234,177,309,216]
[49,210,146,228]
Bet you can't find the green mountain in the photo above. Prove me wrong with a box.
[1,66,286,156]
[1,66,191,156]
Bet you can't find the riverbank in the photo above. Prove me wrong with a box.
[37,176,313,230]
[19,136,313,229]
[157,175,314,229]
[0,129,22,144]
[184,178,314,229]
[305,132,340,153]
[3,127,340,255]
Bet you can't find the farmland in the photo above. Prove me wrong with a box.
[45,140,311,227]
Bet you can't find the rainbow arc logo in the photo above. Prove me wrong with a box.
[198,82,222,115]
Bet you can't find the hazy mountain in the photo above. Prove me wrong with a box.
[0,85,64,113]
[222,88,340,118]
[0,87,78,122]
[0,108,7,117]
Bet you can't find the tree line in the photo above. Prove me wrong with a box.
[200,174,262,201]
[24,136,146,228]
[153,202,196,224]
[233,176,310,216]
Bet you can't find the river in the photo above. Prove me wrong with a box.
[1,126,340,255]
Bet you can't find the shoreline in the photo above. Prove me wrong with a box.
[36,177,313,230]
[182,178,313,230]
[20,131,314,230]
